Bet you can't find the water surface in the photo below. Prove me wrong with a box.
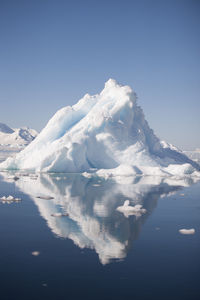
[0,172,199,300]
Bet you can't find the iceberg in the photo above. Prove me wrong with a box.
[0,79,199,176]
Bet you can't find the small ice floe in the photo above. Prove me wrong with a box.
[179,228,195,235]
[31,251,40,256]
[0,195,21,204]
[92,184,101,187]
[36,196,54,200]
[51,212,69,217]
[180,193,184,196]
[116,200,146,218]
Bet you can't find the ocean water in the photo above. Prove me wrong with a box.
[0,172,199,300]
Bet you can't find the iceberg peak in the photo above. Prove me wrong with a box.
[104,78,118,88]
[0,80,199,176]
[101,78,137,106]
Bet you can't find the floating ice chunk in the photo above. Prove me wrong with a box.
[31,251,40,256]
[0,195,21,203]
[116,200,146,218]
[179,228,195,235]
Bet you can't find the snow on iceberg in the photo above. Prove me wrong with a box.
[0,79,200,176]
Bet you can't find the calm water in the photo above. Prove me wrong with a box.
[0,172,199,300]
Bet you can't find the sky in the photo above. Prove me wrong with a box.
[0,0,199,150]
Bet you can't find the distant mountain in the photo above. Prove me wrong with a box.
[0,123,38,146]
[0,123,14,134]
[183,150,200,165]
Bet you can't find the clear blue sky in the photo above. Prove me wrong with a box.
[0,0,199,150]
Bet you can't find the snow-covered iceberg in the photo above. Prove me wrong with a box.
[0,79,199,176]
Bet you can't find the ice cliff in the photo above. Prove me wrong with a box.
[0,79,199,176]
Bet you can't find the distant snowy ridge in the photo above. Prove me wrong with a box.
[0,79,199,177]
[0,123,38,146]
[0,123,14,134]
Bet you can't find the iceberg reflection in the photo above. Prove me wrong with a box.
[6,173,196,264]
